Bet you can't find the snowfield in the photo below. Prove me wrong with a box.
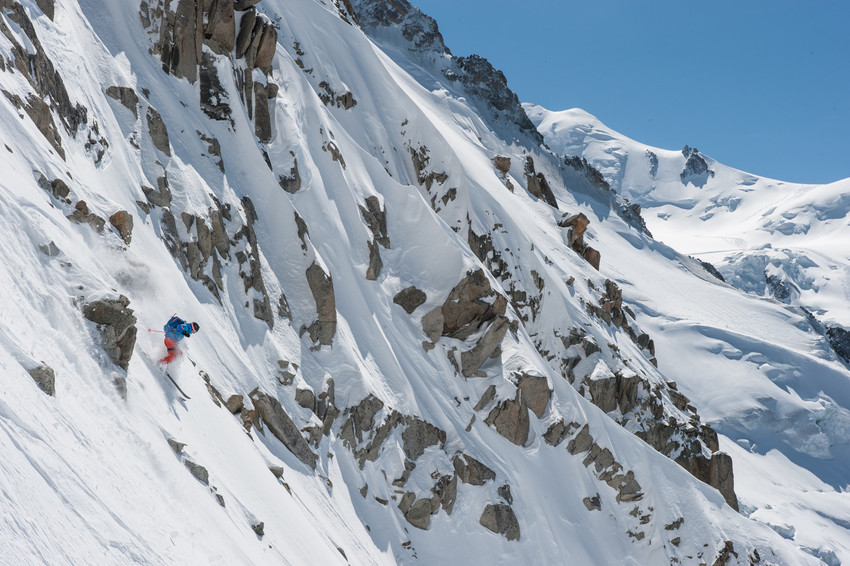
[0,0,846,564]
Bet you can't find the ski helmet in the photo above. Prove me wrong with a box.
[191,322,200,333]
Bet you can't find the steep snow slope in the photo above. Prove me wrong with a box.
[528,104,850,564]
[0,0,842,564]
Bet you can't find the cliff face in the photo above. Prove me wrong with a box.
[0,0,835,564]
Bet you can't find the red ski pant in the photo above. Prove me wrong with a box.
[159,337,179,364]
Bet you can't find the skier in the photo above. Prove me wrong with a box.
[159,315,199,365]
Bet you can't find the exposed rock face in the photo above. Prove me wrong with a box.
[203,0,235,55]
[485,391,529,446]
[563,155,610,191]
[453,454,495,485]
[479,503,520,541]
[67,201,106,232]
[524,157,557,208]
[83,295,137,371]
[393,286,427,314]
[826,326,850,364]
[359,196,390,248]
[460,315,508,377]
[146,106,171,155]
[440,269,507,340]
[709,452,738,511]
[558,212,600,270]
[680,146,714,184]
[184,460,209,485]
[401,417,445,460]
[225,394,244,414]
[492,156,511,175]
[109,210,134,244]
[105,86,139,117]
[28,364,55,396]
[278,159,301,193]
[0,0,87,158]
[515,373,551,418]
[350,0,540,144]
[200,53,232,122]
[306,262,336,345]
[238,197,274,328]
[250,389,318,469]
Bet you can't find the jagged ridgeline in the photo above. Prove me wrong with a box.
[0,0,817,564]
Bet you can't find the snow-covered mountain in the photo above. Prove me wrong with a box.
[0,0,846,564]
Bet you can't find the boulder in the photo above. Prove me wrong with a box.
[485,391,529,446]
[420,307,444,343]
[250,389,317,469]
[67,201,106,232]
[453,454,495,485]
[524,157,557,208]
[27,364,55,396]
[393,286,427,314]
[492,156,511,175]
[109,210,133,244]
[460,315,508,376]
[401,417,445,461]
[184,460,209,485]
[441,269,507,340]
[105,86,138,117]
[83,295,137,370]
[225,394,244,414]
[479,503,520,541]
[404,498,432,530]
[516,373,551,418]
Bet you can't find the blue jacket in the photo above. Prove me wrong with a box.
[164,316,193,342]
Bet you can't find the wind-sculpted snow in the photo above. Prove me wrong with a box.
[0,0,840,564]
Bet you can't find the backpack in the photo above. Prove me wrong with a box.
[164,315,188,340]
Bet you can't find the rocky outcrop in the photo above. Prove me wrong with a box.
[0,0,87,158]
[28,364,55,396]
[109,211,134,244]
[393,287,427,314]
[250,389,318,469]
[359,196,389,280]
[439,269,508,340]
[67,201,106,232]
[237,197,274,327]
[305,262,336,346]
[680,146,714,185]
[524,157,557,208]
[83,295,137,371]
[479,503,520,541]
[453,454,495,485]
[826,326,850,364]
[460,316,508,377]
[146,106,170,155]
[359,196,390,248]
[200,53,232,122]
[484,391,529,446]
[401,417,445,460]
[105,86,139,117]
[558,212,600,270]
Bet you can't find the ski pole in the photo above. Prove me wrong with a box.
[147,328,165,333]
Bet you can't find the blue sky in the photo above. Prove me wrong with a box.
[412,0,849,184]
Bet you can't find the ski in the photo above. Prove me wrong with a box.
[164,371,191,399]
